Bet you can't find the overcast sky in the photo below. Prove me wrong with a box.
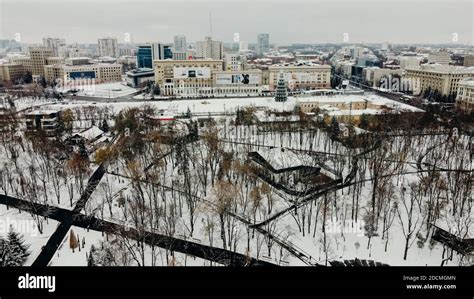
[0,0,472,45]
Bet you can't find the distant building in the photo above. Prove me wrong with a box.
[173,35,187,53]
[195,37,223,60]
[257,34,270,56]
[42,37,66,57]
[239,41,249,52]
[399,57,421,69]
[456,77,474,113]
[428,51,451,65]
[463,54,474,67]
[97,37,119,57]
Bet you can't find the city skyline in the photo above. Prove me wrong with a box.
[0,0,472,45]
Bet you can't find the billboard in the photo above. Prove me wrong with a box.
[216,73,260,85]
[173,67,211,79]
[69,71,96,79]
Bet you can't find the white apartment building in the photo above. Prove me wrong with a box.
[97,37,119,58]
[456,77,474,113]
[195,37,223,60]
[404,65,474,96]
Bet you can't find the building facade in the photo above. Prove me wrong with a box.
[97,37,119,57]
[195,37,223,60]
[43,37,66,57]
[268,65,331,91]
[29,46,53,77]
[0,63,25,82]
[154,59,223,96]
[257,34,270,56]
[404,65,474,96]
[428,51,451,65]
[456,78,474,113]
[45,63,122,84]
[174,35,187,52]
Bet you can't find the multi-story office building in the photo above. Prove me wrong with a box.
[44,61,122,84]
[463,54,474,67]
[154,59,223,96]
[137,45,153,69]
[404,65,474,96]
[174,35,187,52]
[195,37,223,60]
[10,56,33,74]
[428,51,451,65]
[137,43,173,68]
[257,34,270,56]
[42,37,66,57]
[97,37,119,57]
[456,77,474,113]
[268,65,331,91]
[29,47,53,77]
[0,63,25,83]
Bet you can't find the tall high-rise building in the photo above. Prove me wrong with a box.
[137,45,153,68]
[42,37,66,57]
[97,37,119,57]
[174,35,187,53]
[196,37,223,60]
[137,43,173,68]
[29,46,53,77]
[257,33,270,56]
